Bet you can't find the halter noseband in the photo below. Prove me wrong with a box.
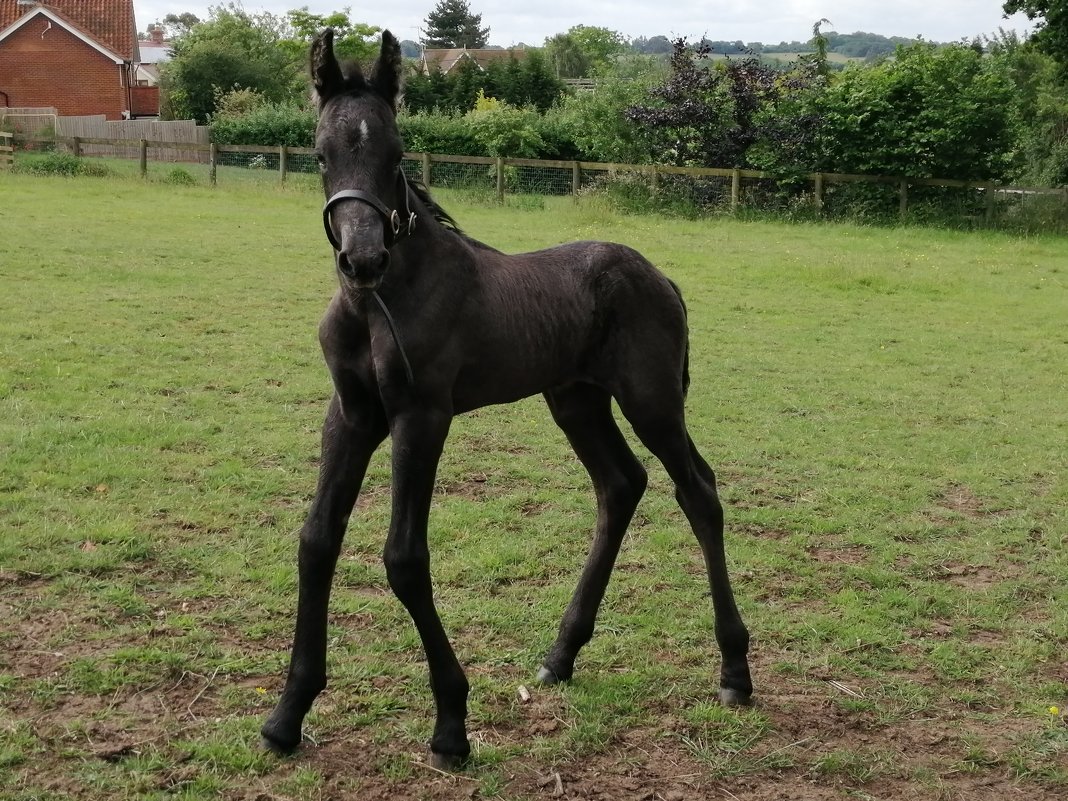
[321,169,417,251]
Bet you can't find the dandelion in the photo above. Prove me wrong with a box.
[1050,705,1060,716]
[256,687,268,695]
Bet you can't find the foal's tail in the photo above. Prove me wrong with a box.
[667,279,691,397]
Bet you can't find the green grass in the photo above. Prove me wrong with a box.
[0,168,1066,799]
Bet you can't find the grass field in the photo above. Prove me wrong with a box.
[0,169,1065,800]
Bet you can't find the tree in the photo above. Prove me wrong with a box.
[282,8,381,66]
[632,35,673,55]
[421,0,490,48]
[566,25,627,74]
[544,33,590,78]
[159,4,300,123]
[626,39,783,168]
[1004,1,1068,75]
[161,12,200,37]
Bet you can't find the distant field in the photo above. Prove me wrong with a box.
[1,171,1065,800]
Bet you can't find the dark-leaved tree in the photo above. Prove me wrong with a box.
[625,38,784,168]
[421,0,490,48]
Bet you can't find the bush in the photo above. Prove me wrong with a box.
[211,101,316,147]
[15,153,111,177]
[398,112,482,156]
[164,167,198,186]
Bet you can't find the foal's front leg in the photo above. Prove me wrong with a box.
[383,407,470,769]
[261,394,386,753]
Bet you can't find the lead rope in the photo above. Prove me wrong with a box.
[370,290,416,387]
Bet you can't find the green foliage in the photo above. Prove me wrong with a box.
[1004,1,1068,77]
[556,57,665,162]
[164,166,198,186]
[210,95,316,147]
[160,4,302,123]
[421,0,490,48]
[398,112,482,155]
[14,153,111,177]
[545,25,628,77]
[281,8,381,66]
[404,51,565,115]
[465,98,546,158]
[544,33,591,78]
[812,43,1019,180]
[995,35,1068,184]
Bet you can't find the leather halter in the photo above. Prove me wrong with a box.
[320,168,418,388]
[322,169,417,251]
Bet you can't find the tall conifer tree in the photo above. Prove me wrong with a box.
[421,0,490,48]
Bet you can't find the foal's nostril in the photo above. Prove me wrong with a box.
[336,249,390,283]
[336,252,357,278]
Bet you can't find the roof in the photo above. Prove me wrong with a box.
[138,43,171,64]
[0,0,138,61]
[421,47,527,75]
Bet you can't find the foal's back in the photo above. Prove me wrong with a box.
[445,238,690,412]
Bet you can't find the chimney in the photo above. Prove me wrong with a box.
[149,25,165,45]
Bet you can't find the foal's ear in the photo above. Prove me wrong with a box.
[370,30,403,112]
[310,28,346,106]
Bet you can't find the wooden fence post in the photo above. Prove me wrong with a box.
[139,139,148,178]
[495,157,504,203]
[650,166,659,195]
[984,182,996,224]
[898,179,908,219]
[209,143,217,187]
[813,172,824,213]
[572,161,581,199]
[71,136,82,158]
[279,145,288,185]
[730,169,741,212]
[0,131,12,170]
[422,152,431,186]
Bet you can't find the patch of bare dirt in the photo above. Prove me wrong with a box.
[4,572,1065,801]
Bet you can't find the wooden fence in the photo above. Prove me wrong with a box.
[0,131,12,169]
[53,119,209,161]
[15,135,1068,222]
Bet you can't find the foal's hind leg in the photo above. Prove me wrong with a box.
[617,391,753,705]
[537,383,648,684]
[262,394,387,752]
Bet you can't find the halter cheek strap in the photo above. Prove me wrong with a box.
[321,170,418,389]
[322,170,417,251]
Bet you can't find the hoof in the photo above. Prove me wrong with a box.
[259,726,301,756]
[718,687,754,707]
[535,665,563,685]
[428,750,467,772]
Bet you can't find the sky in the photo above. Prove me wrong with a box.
[134,1,1034,47]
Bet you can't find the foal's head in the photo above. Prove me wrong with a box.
[312,29,408,290]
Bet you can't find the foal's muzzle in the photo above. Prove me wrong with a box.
[322,170,417,272]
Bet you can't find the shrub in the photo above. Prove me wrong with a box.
[15,153,111,177]
[164,167,198,185]
[210,101,316,147]
[398,112,482,156]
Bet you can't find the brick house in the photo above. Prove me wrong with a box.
[0,0,146,120]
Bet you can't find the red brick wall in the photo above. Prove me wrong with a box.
[130,86,159,117]
[0,16,129,120]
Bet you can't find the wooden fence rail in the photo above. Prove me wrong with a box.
[14,135,1068,220]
